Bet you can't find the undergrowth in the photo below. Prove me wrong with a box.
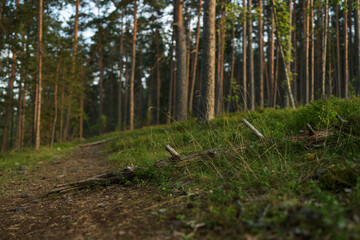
[107,97,360,239]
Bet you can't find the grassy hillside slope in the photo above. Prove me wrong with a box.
[107,97,360,239]
[1,97,360,239]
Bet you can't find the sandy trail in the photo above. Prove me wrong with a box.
[0,144,181,240]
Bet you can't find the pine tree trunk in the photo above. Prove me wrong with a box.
[137,46,144,126]
[186,11,191,111]
[64,0,80,141]
[356,0,360,95]
[268,3,275,108]
[168,31,175,124]
[304,0,310,103]
[124,50,129,129]
[1,0,19,152]
[34,0,43,150]
[60,84,64,142]
[215,0,226,115]
[292,0,297,102]
[344,0,349,98]
[21,86,26,148]
[156,28,161,125]
[336,4,342,98]
[310,0,315,101]
[51,62,59,148]
[1,46,16,152]
[321,0,329,96]
[99,46,104,135]
[259,0,264,108]
[226,28,235,113]
[197,0,216,123]
[248,0,255,111]
[271,0,295,108]
[188,0,202,113]
[243,0,247,111]
[129,0,137,131]
[174,0,187,121]
[118,15,124,129]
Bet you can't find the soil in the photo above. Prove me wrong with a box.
[0,144,184,240]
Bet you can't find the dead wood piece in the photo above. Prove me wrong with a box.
[306,123,316,136]
[47,166,136,195]
[78,136,119,148]
[336,115,347,124]
[165,144,182,160]
[241,119,265,141]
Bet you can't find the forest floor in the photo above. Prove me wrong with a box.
[1,98,360,239]
[0,144,184,240]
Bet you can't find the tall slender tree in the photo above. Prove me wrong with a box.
[198,0,216,122]
[1,0,19,152]
[357,0,360,95]
[129,0,137,131]
[242,0,247,111]
[336,3,342,97]
[188,0,202,113]
[35,0,43,150]
[174,0,187,121]
[344,0,349,98]
[259,0,264,108]
[248,0,255,110]
[321,0,329,96]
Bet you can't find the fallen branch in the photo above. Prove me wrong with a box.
[241,118,265,141]
[78,136,119,148]
[336,115,347,124]
[47,165,136,195]
[306,123,316,136]
[165,144,182,160]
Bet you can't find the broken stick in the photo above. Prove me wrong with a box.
[306,123,316,136]
[165,144,182,160]
[78,136,119,148]
[241,118,265,141]
[336,115,347,124]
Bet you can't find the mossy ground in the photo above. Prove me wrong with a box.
[1,97,360,239]
[106,97,360,239]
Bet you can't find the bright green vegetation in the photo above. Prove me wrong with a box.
[107,97,360,239]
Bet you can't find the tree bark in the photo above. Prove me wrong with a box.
[197,0,216,123]
[226,28,235,113]
[310,0,315,101]
[51,62,59,148]
[129,0,137,131]
[1,0,19,152]
[156,28,161,125]
[357,0,360,95]
[124,50,129,129]
[248,0,255,111]
[304,0,310,103]
[321,0,329,96]
[64,0,80,141]
[168,31,175,124]
[336,3,342,98]
[243,0,247,111]
[118,13,124,129]
[215,0,225,115]
[188,0,202,113]
[99,45,104,135]
[259,0,264,108]
[34,0,43,150]
[268,3,275,108]
[344,0,349,98]
[174,0,187,121]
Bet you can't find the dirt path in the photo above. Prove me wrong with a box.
[0,144,181,240]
